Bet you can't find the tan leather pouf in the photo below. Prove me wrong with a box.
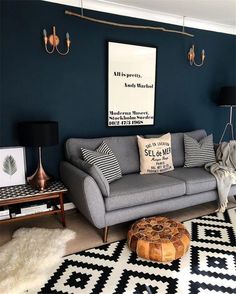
[127,216,190,262]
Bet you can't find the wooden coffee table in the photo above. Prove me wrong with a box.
[127,216,190,262]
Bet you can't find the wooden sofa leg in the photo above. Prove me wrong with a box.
[103,226,109,243]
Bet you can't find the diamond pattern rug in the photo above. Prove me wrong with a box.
[37,208,236,294]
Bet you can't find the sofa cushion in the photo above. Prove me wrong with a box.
[145,129,207,167]
[104,136,140,174]
[184,134,216,167]
[137,134,174,174]
[105,173,186,211]
[81,142,122,183]
[165,167,216,194]
[66,136,139,175]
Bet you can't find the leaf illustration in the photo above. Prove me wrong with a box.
[3,155,17,176]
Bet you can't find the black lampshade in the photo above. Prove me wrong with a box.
[218,86,236,107]
[18,121,59,147]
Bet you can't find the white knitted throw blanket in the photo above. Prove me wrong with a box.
[205,140,236,212]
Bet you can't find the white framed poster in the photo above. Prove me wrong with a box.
[0,147,26,188]
[108,41,157,127]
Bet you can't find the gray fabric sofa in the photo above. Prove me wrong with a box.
[60,129,236,241]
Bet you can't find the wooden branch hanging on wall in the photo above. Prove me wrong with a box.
[65,10,194,37]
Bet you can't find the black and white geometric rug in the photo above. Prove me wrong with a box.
[38,208,236,294]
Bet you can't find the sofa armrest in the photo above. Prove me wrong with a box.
[60,161,106,229]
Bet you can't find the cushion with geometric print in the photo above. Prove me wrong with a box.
[81,141,122,184]
[184,133,216,167]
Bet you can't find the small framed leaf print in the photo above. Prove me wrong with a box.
[0,147,26,188]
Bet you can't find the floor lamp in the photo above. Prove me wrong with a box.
[218,86,236,143]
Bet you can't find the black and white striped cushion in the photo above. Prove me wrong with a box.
[81,142,122,183]
[184,134,216,167]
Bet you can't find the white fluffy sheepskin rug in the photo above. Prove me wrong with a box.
[0,227,75,294]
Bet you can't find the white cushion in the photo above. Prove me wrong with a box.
[137,133,174,174]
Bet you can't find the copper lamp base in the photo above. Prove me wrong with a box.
[27,147,51,191]
[27,166,51,191]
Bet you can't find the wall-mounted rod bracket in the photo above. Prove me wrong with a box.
[64,10,194,37]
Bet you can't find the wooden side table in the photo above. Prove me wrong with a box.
[0,181,67,226]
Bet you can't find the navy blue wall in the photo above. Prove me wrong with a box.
[1,0,236,178]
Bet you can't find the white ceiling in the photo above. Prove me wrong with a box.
[45,0,236,35]
[102,0,236,27]
[100,0,236,26]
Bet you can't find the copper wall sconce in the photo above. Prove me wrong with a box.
[43,26,71,55]
[188,45,205,67]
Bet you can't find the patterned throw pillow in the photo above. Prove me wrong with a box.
[137,133,174,174]
[81,142,122,183]
[184,134,216,167]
